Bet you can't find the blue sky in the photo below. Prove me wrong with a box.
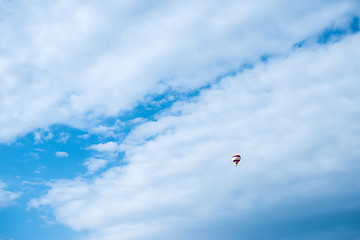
[1,0,360,239]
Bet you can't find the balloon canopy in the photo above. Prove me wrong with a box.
[232,154,241,166]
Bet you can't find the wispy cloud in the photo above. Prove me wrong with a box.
[78,134,91,139]
[83,158,108,174]
[87,142,120,153]
[55,151,69,158]
[34,130,54,143]
[0,181,20,208]
[57,132,70,143]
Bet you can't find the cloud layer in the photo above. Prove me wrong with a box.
[32,31,360,239]
[1,0,360,239]
[1,0,358,142]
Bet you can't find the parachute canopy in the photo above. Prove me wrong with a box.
[232,154,241,166]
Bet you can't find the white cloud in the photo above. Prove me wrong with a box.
[32,32,360,239]
[55,151,69,158]
[0,180,20,208]
[88,142,120,153]
[0,0,358,143]
[89,120,124,138]
[83,158,109,174]
[57,132,71,143]
[33,129,54,143]
[78,134,91,139]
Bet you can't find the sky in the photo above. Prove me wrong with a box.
[1,0,360,239]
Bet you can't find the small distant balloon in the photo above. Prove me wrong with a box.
[232,154,241,166]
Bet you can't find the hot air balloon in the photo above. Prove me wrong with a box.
[232,154,241,166]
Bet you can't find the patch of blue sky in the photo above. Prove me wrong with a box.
[0,125,97,239]
[162,64,254,109]
[102,63,254,123]
[0,205,79,240]
[214,63,254,80]
[260,54,274,63]
[0,126,100,212]
[1,126,96,181]
[96,88,194,131]
[350,16,360,32]
[1,90,189,188]
[1,92,185,239]
[294,15,360,49]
